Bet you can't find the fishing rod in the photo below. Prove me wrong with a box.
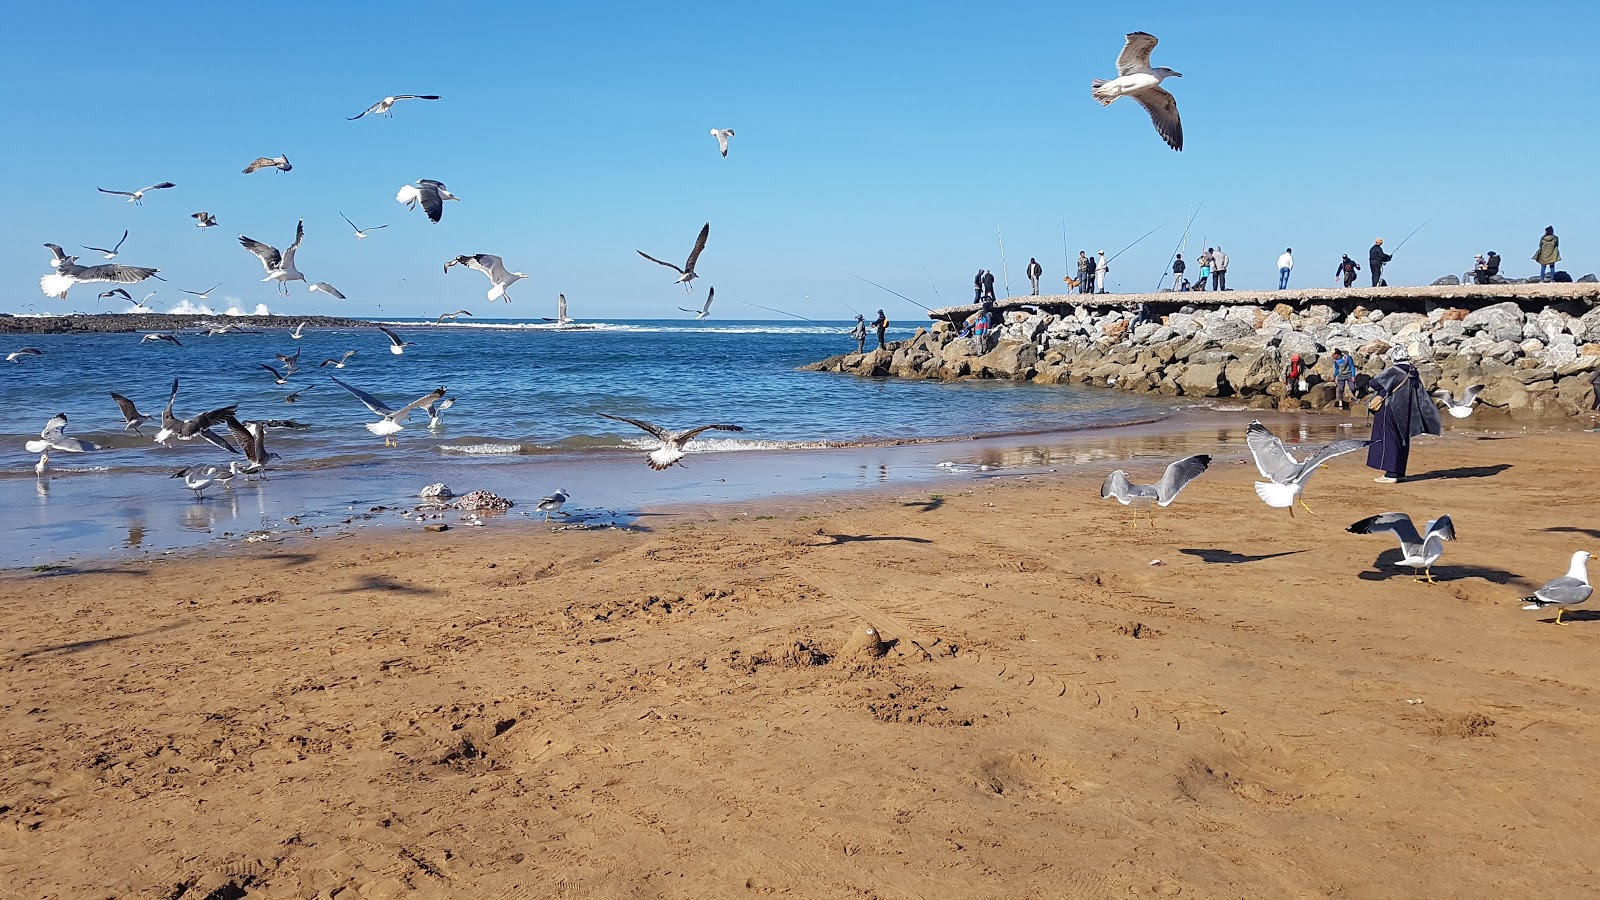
[850,273,935,313]
[736,299,828,325]
[1155,198,1206,292]
[918,260,944,307]
[1391,220,1430,255]
[831,292,864,320]
[996,221,1011,298]
[1105,222,1166,265]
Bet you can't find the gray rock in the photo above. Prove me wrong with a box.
[1462,301,1527,342]
[1177,362,1229,397]
[419,482,453,500]
[1382,312,1428,334]
[1580,274,1598,283]
[1543,334,1579,367]
[1202,319,1255,344]
[1519,338,1545,356]
[1432,275,1461,286]
[1534,308,1571,343]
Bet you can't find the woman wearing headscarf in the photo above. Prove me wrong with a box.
[1366,346,1441,483]
[1534,226,1561,282]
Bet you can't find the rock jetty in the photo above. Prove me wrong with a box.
[0,313,373,335]
[804,283,1600,418]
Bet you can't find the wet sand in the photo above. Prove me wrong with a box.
[2,422,1597,897]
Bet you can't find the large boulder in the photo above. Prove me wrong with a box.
[1201,319,1255,344]
[1543,334,1579,368]
[1462,301,1526,342]
[1432,275,1461,286]
[972,340,1038,379]
[1224,350,1281,394]
[1382,312,1428,334]
[1177,362,1229,397]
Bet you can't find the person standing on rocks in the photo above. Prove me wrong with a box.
[1077,251,1094,294]
[1366,346,1441,484]
[1026,258,1043,296]
[981,269,996,301]
[1336,254,1361,288]
[1589,367,1600,413]
[1369,238,1393,287]
[871,309,889,350]
[1170,254,1187,291]
[1332,349,1358,409]
[1284,353,1305,398]
[973,269,985,302]
[1534,226,1561,282]
[852,314,867,354]
[1277,248,1294,289]
[1097,250,1109,293]
[1211,246,1228,291]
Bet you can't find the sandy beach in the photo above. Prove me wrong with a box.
[2,422,1597,898]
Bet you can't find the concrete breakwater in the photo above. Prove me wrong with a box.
[805,284,1600,417]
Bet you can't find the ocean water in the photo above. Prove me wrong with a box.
[1,317,1182,564]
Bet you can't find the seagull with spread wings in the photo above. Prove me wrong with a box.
[40,243,160,300]
[82,229,128,259]
[348,94,441,120]
[26,414,99,478]
[182,283,222,300]
[599,413,743,471]
[319,350,357,369]
[192,211,218,228]
[1246,420,1369,516]
[637,222,710,290]
[1091,31,1184,151]
[223,416,279,479]
[242,154,292,174]
[238,219,306,296]
[435,309,472,323]
[1100,454,1211,528]
[396,179,458,223]
[340,212,388,239]
[679,286,715,319]
[310,281,347,300]
[152,379,239,453]
[98,181,176,204]
[1347,512,1458,583]
[445,254,526,302]
[7,348,43,363]
[110,392,151,435]
[378,325,412,355]
[141,333,183,347]
[327,375,446,447]
[710,128,735,157]
[1433,386,1485,419]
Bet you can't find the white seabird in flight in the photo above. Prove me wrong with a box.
[7,348,44,363]
[1100,453,1212,528]
[435,309,472,323]
[192,211,218,228]
[290,321,306,340]
[99,288,132,302]
[679,286,715,319]
[40,243,160,300]
[710,128,735,157]
[141,333,183,347]
[238,218,306,296]
[327,375,447,447]
[599,413,744,471]
[339,212,388,239]
[82,229,128,259]
[396,180,458,223]
[182,282,222,300]
[637,222,710,290]
[310,281,347,300]
[153,379,240,453]
[98,181,176,205]
[27,413,99,477]
[319,350,357,368]
[1091,31,1184,151]
[1347,512,1458,583]
[378,325,412,355]
[1245,420,1369,517]
[242,154,292,174]
[348,94,441,120]
[445,254,526,303]
[1433,386,1485,419]
[1522,551,1594,625]
[110,391,151,435]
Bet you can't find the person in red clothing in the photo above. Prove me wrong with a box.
[1284,353,1305,398]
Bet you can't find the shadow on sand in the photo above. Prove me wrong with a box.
[338,575,440,596]
[16,621,187,659]
[1542,526,1600,540]
[814,533,934,546]
[1355,547,1529,585]
[902,498,946,514]
[1403,464,1512,482]
[1179,548,1310,565]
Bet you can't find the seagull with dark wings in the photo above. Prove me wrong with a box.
[1091,31,1184,151]
[110,391,152,435]
[445,254,526,302]
[396,179,458,223]
[98,181,176,204]
[192,211,218,228]
[637,222,710,290]
[238,219,306,296]
[710,128,735,157]
[599,412,743,470]
[152,378,240,453]
[348,94,441,120]
[40,243,160,300]
[327,375,446,447]
[340,212,388,239]
[679,286,714,319]
[82,229,128,259]
[242,154,292,174]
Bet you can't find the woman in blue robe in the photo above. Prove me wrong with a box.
[1366,346,1442,483]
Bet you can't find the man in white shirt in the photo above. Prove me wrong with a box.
[1277,248,1294,290]
[1096,251,1110,293]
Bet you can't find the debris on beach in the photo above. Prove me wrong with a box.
[419,482,453,500]
[424,523,449,533]
[452,490,513,511]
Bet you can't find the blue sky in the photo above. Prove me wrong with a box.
[3,0,1595,320]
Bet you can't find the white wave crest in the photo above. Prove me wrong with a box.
[436,442,525,455]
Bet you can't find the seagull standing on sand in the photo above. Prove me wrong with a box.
[1091,31,1184,151]
[348,94,442,119]
[110,392,151,434]
[445,254,526,302]
[599,413,743,470]
[238,219,306,296]
[679,286,715,319]
[242,154,292,174]
[1246,420,1369,516]
[396,180,458,223]
[1100,454,1211,528]
[327,375,446,447]
[339,212,387,239]
[192,211,218,229]
[7,348,43,363]
[82,229,128,259]
[538,488,570,520]
[710,128,735,157]
[98,181,176,205]
[1433,386,1485,419]
[1347,512,1457,583]
[637,222,710,290]
[171,466,218,499]
[40,244,160,300]
[1522,551,1594,625]
[378,325,411,355]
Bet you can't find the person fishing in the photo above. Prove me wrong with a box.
[871,309,889,350]
[851,314,867,354]
[1369,238,1393,287]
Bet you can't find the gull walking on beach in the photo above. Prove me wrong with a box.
[396,180,458,223]
[1100,454,1211,529]
[637,222,710,290]
[538,488,571,520]
[40,244,160,300]
[679,286,715,319]
[82,229,128,259]
[1246,420,1369,517]
[599,413,743,471]
[1347,512,1457,583]
[378,325,411,355]
[98,181,176,205]
[238,219,306,297]
[339,212,388,239]
[348,94,441,120]
[1433,386,1485,419]
[110,392,152,435]
[192,211,218,229]
[445,254,526,302]
[1522,551,1594,625]
[1091,31,1184,151]
[7,348,43,363]
[171,466,219,499]
[710,128,735,157]
[242,154,292,174]
[327,375,446,447]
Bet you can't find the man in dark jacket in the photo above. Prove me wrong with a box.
[1077,251,1094,294]
[1335,254,1361,287]
[980,269,996,301]
[1369,239,1393,287]
[1170,254,1186,290]
[1026,258,1043,295]
[973,269,984,302]
[1474,251,1501,284]
[871,309,889,350]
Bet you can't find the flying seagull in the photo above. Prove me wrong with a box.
[242,154,291,174]
[538,488,570,521]
[98,181,176,205]
[99,288,132,302]
[1522,551,1594,625]
[7,348,43,363]
[26,413,100,477]
[1091,31,1184,151]
[153,379,239,453]
[599,412,743,471]
[260,363,290,385]
[1433,386,1485,419]
[422,395,454,428]
[445,254,526,302]
[238,218,306,296]
[182,282,222,299]
[378,325,411,355]
[274,346,302,374]
[542,293,573,325]
[1246,420,1369,516]
[141,333,183,347]
[40,243,160,299]
[290,321,306,340]
[327,375,446,447]
[637,222,710,290]
[223,416,279,479]
[1347,512,1458,583]
[396,179,458,223]
[348,94,442,120]
[1100,454,1212,528]
[310,281,347,300]
[82,229,128,259]
[319,350,357,368]
[679,286,715,319]
[340,212,388,239]
[171,466,219,499]
[192,211,218,228]
[710,128,735,157]
[435,309,473,323]
[110,391,151,435]
[284,384,316,404]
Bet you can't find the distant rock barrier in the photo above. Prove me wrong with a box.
[0,313,373,335]
[805,284,1600,418]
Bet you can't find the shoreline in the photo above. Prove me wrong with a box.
[3,426,1596,895]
